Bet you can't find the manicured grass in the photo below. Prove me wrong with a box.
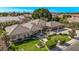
[13,39,48,51]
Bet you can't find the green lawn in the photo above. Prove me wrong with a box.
[13,39,48,51]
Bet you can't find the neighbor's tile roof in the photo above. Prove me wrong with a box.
[0,16,23,23]
[68,17,79,23]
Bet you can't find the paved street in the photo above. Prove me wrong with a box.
[63,41,79,51]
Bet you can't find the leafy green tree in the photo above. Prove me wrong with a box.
[63,14,71,19]
[59,14,70,25]
[53,16,61,21]
[32,8,52,21]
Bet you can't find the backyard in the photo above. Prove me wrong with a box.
[9,39,48,51]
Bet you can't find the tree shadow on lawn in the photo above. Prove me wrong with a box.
[13,38,39,46]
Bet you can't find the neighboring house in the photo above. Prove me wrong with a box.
[0,16,24,23]
[5,19,64,42]
[67,17,79,23]
[70,14,79,18]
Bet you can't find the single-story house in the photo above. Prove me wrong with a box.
[5,19,64,42]
[5,19,46,42]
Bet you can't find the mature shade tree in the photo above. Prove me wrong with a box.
[53,16,61,21]
[59,14,70,24]
[62,14,71,19]
[32,8,52,21]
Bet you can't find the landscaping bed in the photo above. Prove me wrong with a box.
[46,34,71,49]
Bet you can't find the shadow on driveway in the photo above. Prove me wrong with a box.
[74,37,79,40]
[63,43,70,46]
[51,46,62,51]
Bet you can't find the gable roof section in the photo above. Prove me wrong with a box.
[5,24,18,35]
[31,19,46,27]
[11,24,30,35]
[5,24,30,35]
[46,21,63,27]
[22,22,33,30]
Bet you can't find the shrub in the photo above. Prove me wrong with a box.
[59,33,68,36]
[60,40,65,45]
[46,39,57,49]
[47,36,51,40]
[8,44,18,51]
[36,41,45,48]
[48,33,57,37]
